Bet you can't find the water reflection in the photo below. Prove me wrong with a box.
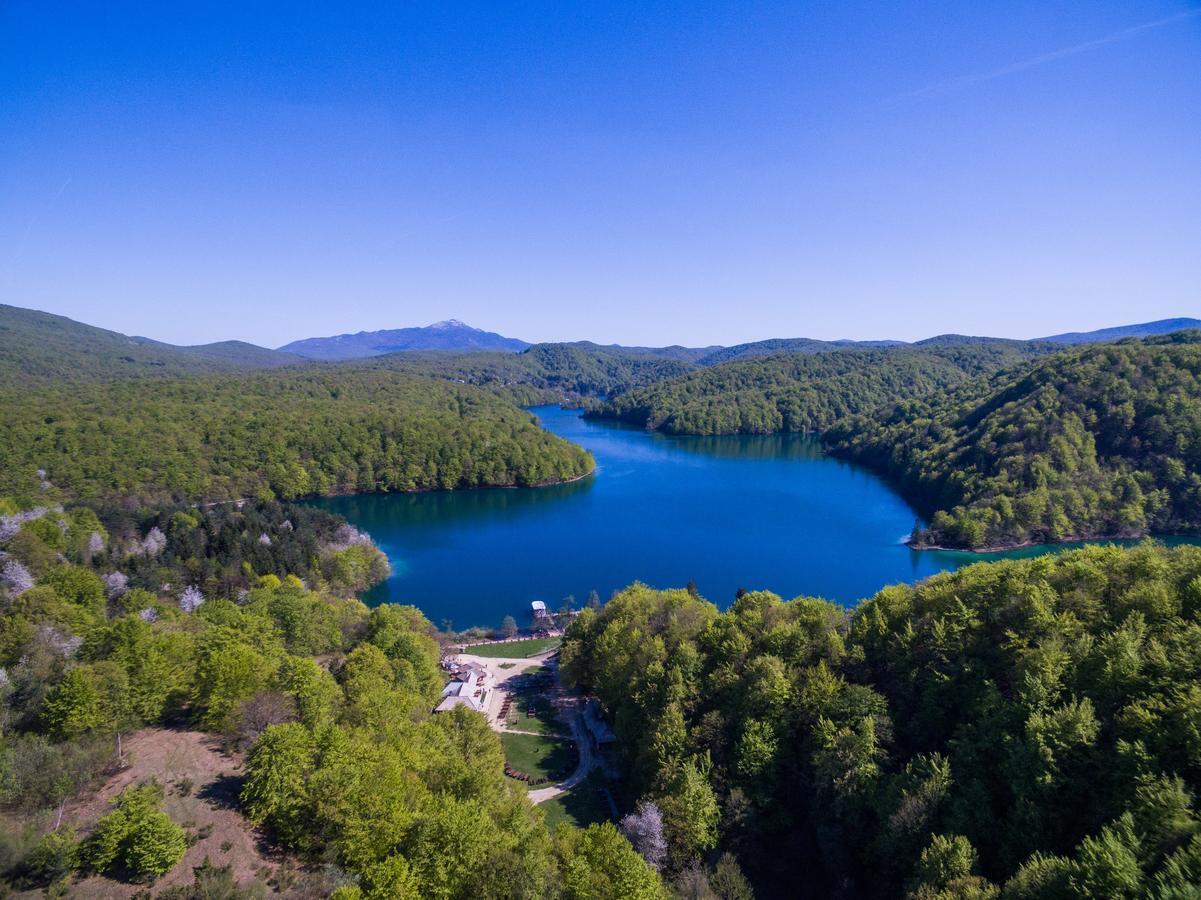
[308,406,1199,629]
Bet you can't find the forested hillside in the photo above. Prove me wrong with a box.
[0,494,664,897]
[693,336,903,366]
[0,369,594,505]
[369,342,697,405]
[560,542,1201,897]
[593,343,1050,435]
[0,305,302,381]
[827,334,1201,549]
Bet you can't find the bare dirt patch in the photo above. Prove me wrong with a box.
[55,728,285,897]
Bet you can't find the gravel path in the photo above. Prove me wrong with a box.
[527,708,595,804]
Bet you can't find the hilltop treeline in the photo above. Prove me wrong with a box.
[0,303,302,382]
[0,494,665,897]
[827,335,1201,549]
[0,369,594,506]
[561,542,1201,897]
[593,343,1047,435]
[369,342,697,405]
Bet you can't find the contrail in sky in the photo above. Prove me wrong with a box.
[2,176,73,286]
[886,8,1201,104]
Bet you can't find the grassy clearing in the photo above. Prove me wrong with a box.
[501,732,576,785]
[539,774,614,830]
[507,694,568,735]
[465,638,561,658]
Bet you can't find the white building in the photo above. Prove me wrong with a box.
[435,661,494,713]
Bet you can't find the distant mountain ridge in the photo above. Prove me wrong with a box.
[5,304,1199,385]
[0,304,302,381]
[1037,317,1201,344]
[278,320,530,360]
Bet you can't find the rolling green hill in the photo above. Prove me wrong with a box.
[0,304,303,381]
[826,332,1201,549]
[592,342,1053,435]
[0,367,594,505]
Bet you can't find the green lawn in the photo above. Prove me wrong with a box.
[464,638,560,658]
[506,693,568,736]
[501,732,576,785]
[539,774,614,830]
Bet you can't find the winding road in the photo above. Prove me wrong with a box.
[527,708,595,804]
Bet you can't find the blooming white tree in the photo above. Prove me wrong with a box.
[139,607,158,623]
[0,507,51,543]
[258,533,272,546]
[331,523,372,549]
[179,585,205,613]
[620,801,668,871]
[37,624,82,659]
[87,531,105,555]
[140,526,167,556]
[1,560,34,597]
[103,571,130,599]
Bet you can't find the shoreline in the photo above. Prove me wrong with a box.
[295,464,596,501]
[910,531,1200,555]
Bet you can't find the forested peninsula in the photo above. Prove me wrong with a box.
[0,371,594,506]
[0,305,595,506]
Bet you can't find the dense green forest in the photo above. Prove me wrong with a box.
[0,368,594,505]
[0,493,666,897]
[593,343,1050,435]
[827,334,1201,549]
[560,542,1201,897]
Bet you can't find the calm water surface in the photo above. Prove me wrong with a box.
[309,406,1179,628]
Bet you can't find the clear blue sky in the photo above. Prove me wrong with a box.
[2,2,1198,348]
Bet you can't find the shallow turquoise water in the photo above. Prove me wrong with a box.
[309,406,1191,629]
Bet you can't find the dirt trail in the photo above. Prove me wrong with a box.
[527,709,595,804]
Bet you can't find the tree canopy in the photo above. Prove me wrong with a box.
[561,542,1201,896]
[827,333,1201,548]
[593,343,1052,436]
[0,368,593,505]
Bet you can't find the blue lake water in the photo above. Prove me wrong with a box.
[309,406,1181,629]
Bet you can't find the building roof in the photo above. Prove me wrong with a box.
[434,695,478,713]
[531,600,547,612]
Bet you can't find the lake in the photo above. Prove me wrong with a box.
[309,406,1172,629]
